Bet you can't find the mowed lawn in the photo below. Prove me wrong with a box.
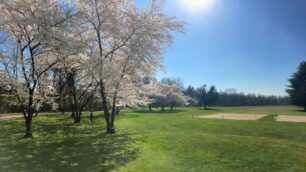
[0,106,306,172]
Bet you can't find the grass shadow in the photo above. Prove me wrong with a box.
[197,107,219,111]
[133,109,187,114]
[0,115,140,172]
[293,110,306,112]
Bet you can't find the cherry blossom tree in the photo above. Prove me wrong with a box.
[57,57,99,123]
[0,0,78,138]
[149,83,190,111]
[0,0,184,136]
[76,0,184,133]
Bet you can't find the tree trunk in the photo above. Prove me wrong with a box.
[100,80,115,134]
[74,112,82,123]
[149,104,152,111]
[304,104,306,112]
[25,91,34,138]
[161,105,165,111]
[110,104,115,129]
[24,115,33,138]
[110,91,118,129]
[71,111,75,119]
[116,107,120,115]
[110,113,115,129]
[170,105,173,111]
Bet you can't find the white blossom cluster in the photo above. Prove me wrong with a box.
[0,0,184,117]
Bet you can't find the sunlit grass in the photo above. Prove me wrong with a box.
[0,106,305,171]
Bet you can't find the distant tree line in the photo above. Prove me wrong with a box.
[146,77,289,110]
[0,76,291,114]
[216,91,289,107]
[184,85,289,108]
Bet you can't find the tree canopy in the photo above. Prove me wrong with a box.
[0,0,184,137]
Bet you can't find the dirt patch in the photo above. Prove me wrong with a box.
[276,115,306,122]
[197,113,267,121]
[0,112,53,121]
[0,114,22,121]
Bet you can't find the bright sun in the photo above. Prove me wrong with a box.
[177,0,215,15]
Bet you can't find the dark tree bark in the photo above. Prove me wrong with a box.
[100,80,115,134]
[110,112,115,129]
[71,112,74,118]
[116,107,120,115]
[74,112,82,123]
[24,90,35,138]
[170,101,174,111]
[24,114,33,138]
[71,95,94,124]
[110,91,118,129]
[66,71,96,124]
[149,104,152,111]
[304,104,306,112]
[34,110,38,117]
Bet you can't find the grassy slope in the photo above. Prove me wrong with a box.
[0,106,305,172]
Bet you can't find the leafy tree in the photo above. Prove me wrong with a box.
[207,85,218,107]
[216,91,288,107]
[77,0,184,133]
[161,77,184,90]
[196,85,208,109]
[145,83,189,111]
[0,0,78,138]
[286,61,306,111]
[184,85,197,106]
[161,84,189,111]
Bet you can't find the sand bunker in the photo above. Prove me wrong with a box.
[197,113,267,121]
[276,115,306,122]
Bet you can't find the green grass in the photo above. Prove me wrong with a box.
[0,106,306,171]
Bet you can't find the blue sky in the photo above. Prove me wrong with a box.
[136,0,306,95]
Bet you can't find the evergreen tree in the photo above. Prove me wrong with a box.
[184,85,197,106]
[196,85,208,109]
[286,61,306,111]
[207,85,218,107]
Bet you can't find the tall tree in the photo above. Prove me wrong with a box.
[184,85,197,106]
[286,61,306,111]
[146,82,189,111]
[207,85,218,107]
[162,84,189,111]
[196,85,208,109]
[77,0,184,133]
[55,58,98,123]
[161,77,184,90]
[0,0,78,138]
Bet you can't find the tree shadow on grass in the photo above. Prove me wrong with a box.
[197,107,219,111]
[133,109,187,114]
[0,116,140,172]
[293,110,306,113]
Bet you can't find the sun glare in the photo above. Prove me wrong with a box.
[177,0,215,15]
